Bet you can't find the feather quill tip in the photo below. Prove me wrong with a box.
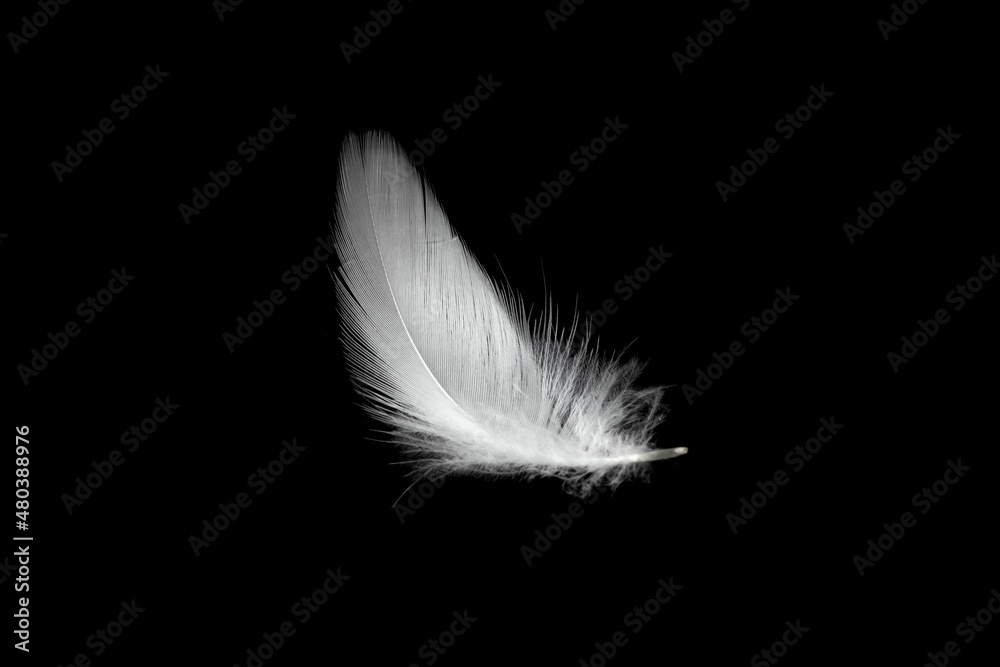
[631,447,688,463]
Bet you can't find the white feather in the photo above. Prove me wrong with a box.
[332,132,686,496]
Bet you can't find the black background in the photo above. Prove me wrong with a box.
[6,0,996,665]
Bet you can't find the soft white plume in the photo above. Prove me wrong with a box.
[332,132,686,496]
